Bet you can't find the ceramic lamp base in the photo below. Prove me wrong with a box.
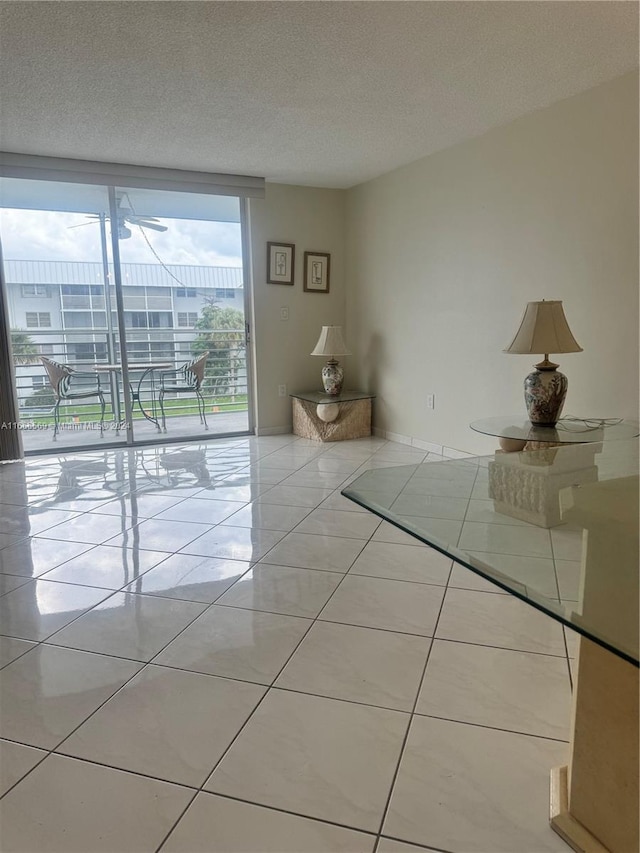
[524,365,568,427]
[321,360,344,396]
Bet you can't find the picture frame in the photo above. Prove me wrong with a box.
[303,251,331,293]
[267,242,295,285]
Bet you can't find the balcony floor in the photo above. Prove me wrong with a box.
[21,411,250,454]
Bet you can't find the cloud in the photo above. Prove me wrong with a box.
[0,210,243,267]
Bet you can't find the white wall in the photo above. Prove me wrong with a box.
[345,71,639,455]
[249,183,346,432]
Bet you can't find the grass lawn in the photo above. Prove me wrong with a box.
[21,396,248,426]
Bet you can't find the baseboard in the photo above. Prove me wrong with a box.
[442,445,475,459]
[372,426,473,458]
[254,425,292,436]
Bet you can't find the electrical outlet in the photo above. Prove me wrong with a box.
[280,306,289,321]
[426,394,435,410]
[278,384,287,397]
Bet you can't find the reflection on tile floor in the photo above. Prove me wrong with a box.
[0,435,572,851]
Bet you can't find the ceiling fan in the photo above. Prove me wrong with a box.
[69,198,168,240]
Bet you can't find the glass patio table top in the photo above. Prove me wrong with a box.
[470,415,639,444]
[342,439,639,666]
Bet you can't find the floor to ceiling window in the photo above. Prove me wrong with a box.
[0,156,262,454]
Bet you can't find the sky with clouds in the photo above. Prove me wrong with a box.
[0,209,243,268]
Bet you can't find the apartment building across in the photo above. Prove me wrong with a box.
[5,259,244,404]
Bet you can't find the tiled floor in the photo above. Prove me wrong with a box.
[0,435,574,852]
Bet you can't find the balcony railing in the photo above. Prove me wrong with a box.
[10,327,248,427]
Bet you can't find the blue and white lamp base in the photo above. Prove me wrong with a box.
[321,360,344,396]
[524,362,568,427]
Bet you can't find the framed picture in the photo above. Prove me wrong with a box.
[267,242,295,285]
[303,251,331,293]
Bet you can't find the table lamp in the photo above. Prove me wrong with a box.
[311,325,351,395]
[504,300,582,426]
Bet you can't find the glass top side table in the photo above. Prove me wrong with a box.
[290,390,376,404]
[342,439,639,853]
[290,391,376,442]
[470,415,639,451]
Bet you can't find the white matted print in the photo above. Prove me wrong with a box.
[303,251,330,293]
[267,242,295,285]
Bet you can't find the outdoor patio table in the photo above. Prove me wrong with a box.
[94,362,173,432]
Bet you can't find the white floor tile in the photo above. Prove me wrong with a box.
[49,591,207,661]
[276,620,431,710]
[318,490,370,512]
[377,839,443,853]
[0,573,32,596]
[221,502,312,531]
[458,521,553,558]
[1,437,591,853]
[0,538,94,577]
[294,508,381,539]
[205,689,409,831]
[36,513,139,545]
[383,716,569,852]
[163,792,376,853]
[193,483,271,502]
[556,559,581,602]
[88,492,187,518]
[436,587,566,655]
[180,524,286,561]
[260,532,365,572]
[59,665,265,786]
[550,525,584,561]
[319,575,444,636]
[448,563,508,594]
[106,517,212,551]
[122,554,250,603]
[416,640,571,739]
[154,497,246,525]
[235,466,293,484]
[0,754,193,852]
[0,579,112,642]
[0,739,47,796]
[0,636,36,668]
[257,484,334,508]
[216,563,343,618]
[39,545,170,590]
[154,605,311,683]
[0,506,81,538]
[464,498,531,526]
[0,644,141,748]
[466,551,559,598]
[280,471,349,489]
[349,541,452,585]
[372,516,462,547]
[390,494,469,520]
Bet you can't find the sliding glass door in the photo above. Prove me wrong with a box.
[0,168,254,453]
[112,186,250,443]
[0,178,128,452]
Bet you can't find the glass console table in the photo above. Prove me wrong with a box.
[343,439,639,853]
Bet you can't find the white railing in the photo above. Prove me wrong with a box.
[11,327,248,424]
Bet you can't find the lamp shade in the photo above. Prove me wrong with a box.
[311,326,352,357]
[503,301,582,355]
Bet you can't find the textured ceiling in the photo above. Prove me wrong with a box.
[0,1,637,188]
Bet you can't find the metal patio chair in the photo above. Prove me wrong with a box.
[40,356,106,440]
[158,351,210,432]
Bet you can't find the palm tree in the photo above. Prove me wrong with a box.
[192,302,246,400]
[10,330,39,365]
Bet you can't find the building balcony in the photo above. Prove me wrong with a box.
[10,327,249,453]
